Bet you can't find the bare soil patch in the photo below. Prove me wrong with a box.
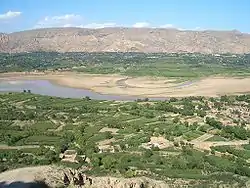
[0,165,171,188]
[191,140,249,151]
[99,127,119,134]
[142,136,173,149]
[0,166,50,183]
[1,72,250,97]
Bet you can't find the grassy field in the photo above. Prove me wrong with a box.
[206,135,228,141]
[0,92,250,186]
[1,52,250,78]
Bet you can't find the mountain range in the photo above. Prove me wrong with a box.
[0,27,250,54]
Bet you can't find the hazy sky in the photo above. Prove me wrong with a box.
[0,0,250,33]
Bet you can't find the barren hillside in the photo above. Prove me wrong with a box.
[1,27,250,54]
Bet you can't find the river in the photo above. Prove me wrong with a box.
[0,80,167,101]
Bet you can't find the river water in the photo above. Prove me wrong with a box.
[0,80,167,101]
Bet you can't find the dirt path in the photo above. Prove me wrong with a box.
[189,133,249,150]
[0,144,39,150]
[15,99,31,106]
[54,121,66,132]
[145,121,161,126]
[191,140,249,150]
[191,133,214,142]
[126,117,142,123]
[48,117,66,132]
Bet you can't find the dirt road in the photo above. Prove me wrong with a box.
[0,144,39,150]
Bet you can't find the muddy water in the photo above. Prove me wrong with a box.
[0,80,167,101]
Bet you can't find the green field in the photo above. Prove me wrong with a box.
[1,92,250,186]
[1,52,250,78]
[1,52,250,186]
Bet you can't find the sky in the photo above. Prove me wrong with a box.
[0,0,250,33]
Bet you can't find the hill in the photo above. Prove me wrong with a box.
[0,27,250,54]
[1,93,250,187]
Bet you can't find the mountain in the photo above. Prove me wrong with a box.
[1,27,250,54]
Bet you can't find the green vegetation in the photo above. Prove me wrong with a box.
[206,135,228,141]
[1,92,250,185]
[1,52,250,186]
[1,52,250,77]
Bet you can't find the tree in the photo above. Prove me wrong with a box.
[220,95,230,103]
[235,165,250,177]
[173,142,179,147]
[45,150,59,163]
[92,157,103,167]
[104,132,113,139]
[36,145,49,156]
[211,149,215,155]
[85,96,91,100]
[172,158,187,169]
[0,164,8,173]
[144,149,153,158]
[205,117,222,129]
[197,110,206,118]
[180,140,185,146]
[173,117,180,124]
[144,111,155,118]
[125,169,136,178]
[152,146,160,151]
[57,143,69,153]
[120,143,127,150]
[221,126,249,140]
[158,116,166,122]
[102,156,117,170]
[169,97,178,102]
[181,108,194,116]
[21,155,34,165]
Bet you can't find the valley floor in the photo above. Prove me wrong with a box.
[1,72,250,97]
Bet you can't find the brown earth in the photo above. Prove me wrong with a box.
[1,27,250,54]
[1,165,249,187]
[1,72,250,98]
[0,166,171,188]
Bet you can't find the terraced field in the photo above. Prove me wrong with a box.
[1,92,250,186]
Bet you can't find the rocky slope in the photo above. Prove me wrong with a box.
[1,166,248,188]
[1,28,250,54]
[0,166,183,188]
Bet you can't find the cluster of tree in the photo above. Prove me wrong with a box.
[23,89,31,93]
[235,94,250,102]
[0,108,38,121]
[1,52,250,76]
[205,154,250,177]
[89,145,250,180]
[205,117,250,139]
[205,117,223,129]
[154,100,208,117]
[220,126,250,140]
[1,92,250,183]
[212,146,250,160]
[0,147,59,169]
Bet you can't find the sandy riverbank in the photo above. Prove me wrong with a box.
[1,72,250,97]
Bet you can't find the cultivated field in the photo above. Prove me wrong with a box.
[1,52,250,187]
[1,93,250,187]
